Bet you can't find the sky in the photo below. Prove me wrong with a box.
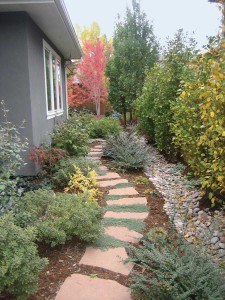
[64,0,222,49]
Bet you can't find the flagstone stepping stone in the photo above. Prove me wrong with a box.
[79,247,134,275]
[87,156,101,161]
[107,197,147,206]
[104,226,143,243]
[88,153,103,157]
[90,148,103,152]
[97,172,121,180]
[98,179,128,188]
[104,211,149,220]
[55,274,131,300]
[108,187,139,196]
[99,166,108,171]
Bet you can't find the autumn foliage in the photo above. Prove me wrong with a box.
[68,39,111,115]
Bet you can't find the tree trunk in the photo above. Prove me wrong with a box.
[130,111,133,125]
[96,101,101,116]
[123,110,127,128]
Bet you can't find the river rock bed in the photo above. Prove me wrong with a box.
[145,145,225,263]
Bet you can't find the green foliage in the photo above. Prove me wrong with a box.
[0,213,48,299]
[106,0,159,125]
[104,130,149,171]
[51,114,89,156]
[0,100,29,212]
[172,37,225,204]
[136,30,197,154]
[93,234,128,249]
[13,189,103,247]
[106,204,149,213]
[102,218,145,232]
[89,117,122,138]
[52,157,99,188]
[135,176,149,185]
[129,228,225,300]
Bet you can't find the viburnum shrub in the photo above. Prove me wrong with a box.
[28,145,69,174]
[65,166,102,202]
[172,37,225,204]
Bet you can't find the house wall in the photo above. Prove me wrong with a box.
[0,12,68,176]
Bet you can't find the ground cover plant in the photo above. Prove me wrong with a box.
[0,213,48,299]
[128,228,225,300]
[13,189,103,247]
[104,130,149,171]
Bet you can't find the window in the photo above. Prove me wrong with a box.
[43,41,63,118]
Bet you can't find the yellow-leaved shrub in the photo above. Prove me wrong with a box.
[64,165,102,202]
[172,39,225,204]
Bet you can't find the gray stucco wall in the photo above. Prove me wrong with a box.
[0,12,68,176]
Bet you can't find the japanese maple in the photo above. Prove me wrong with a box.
[68,39,111,115]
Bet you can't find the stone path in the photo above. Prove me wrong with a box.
[55,139,149,299]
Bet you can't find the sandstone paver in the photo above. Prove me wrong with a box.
[55,274,132,300]
[108,187,139,196]
[79,247,134,275]
[104,226,143,243]
[98,166,108,171]
[104,211,148,220]
[98,179,128,188]
[90,148,103,152]
[97,172,121,180]
[88,151,103,156]
[107,197,147,206]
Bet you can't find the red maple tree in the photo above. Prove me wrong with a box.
[68,40,111,115]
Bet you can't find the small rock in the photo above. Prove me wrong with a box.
[213,231,219,237]
[218,249,225,258]
[219,243,225,249]
[193,208,200,214]
[220,237,225,243]
[210,237,219,245]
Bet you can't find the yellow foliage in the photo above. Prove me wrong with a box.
[64,165,102,202]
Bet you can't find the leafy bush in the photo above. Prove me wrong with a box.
[52,157,99,188]
[89,117,122,138]
[0,213,48,299]
[128,228,225,300]
[104,130,149,171]
[0,100,28,212]
[172,37,225,204]
[65,166,102,203]
[136,30,196,154]
[28,145,69,174]
[13,189,103,246]
[51,114,89,156]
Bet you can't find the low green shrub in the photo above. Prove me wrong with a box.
[128,228,225,300]
[51,115,89,156]
[13,189,103,247]
[52,157,99,188]
[0,213,48,299]
[104,130,149,171]
[89,117,122,138]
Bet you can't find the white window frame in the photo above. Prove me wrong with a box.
[43,40,63,119]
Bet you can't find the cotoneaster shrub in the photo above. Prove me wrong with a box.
[172,38,225,204]
[128,228,225,300]
[13,189,103,246]
[0,213,48,299]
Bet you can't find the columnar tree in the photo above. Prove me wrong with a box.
[106,0,159,126]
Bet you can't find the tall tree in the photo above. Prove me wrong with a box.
[106,0,159,126]
[68,39,110,116]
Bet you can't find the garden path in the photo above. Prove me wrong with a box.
[55,139,149,300]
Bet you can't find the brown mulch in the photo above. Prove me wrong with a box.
[1,146,169,300]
